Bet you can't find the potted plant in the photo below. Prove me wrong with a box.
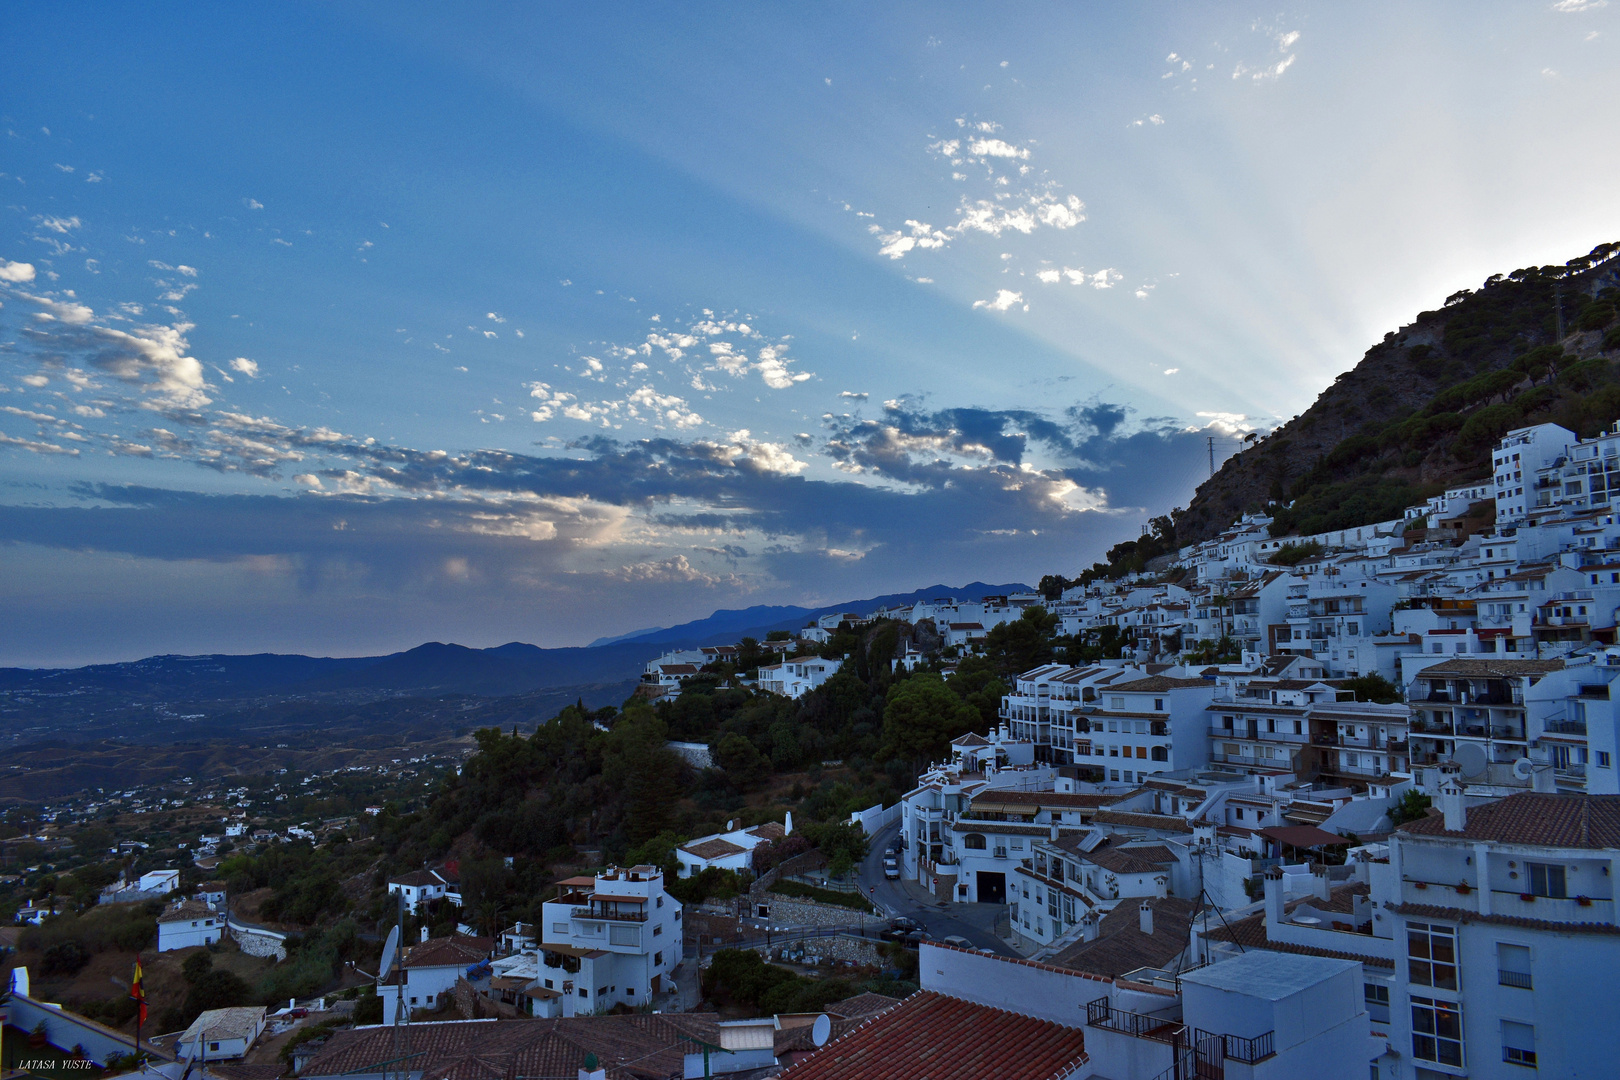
[1455,882,1471,895]
[1520,893,1534,902]
[1577,895,1593,907]
[30,1021,48,1049]
[1414,881,1427,890]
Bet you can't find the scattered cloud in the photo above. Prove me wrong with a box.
[243,197,264,210]
[230,357,260,378]
[0,259,36,283]
[1552,0,1606,10]
[973,289,1026,312]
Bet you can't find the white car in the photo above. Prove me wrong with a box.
[883,857,899,880]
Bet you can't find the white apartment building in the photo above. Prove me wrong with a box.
[539,865,682,1014]
[1382,781,1620,1078]
[1492,423,1574,523]
[1078,676,1216,785]
[380,934,492,1023]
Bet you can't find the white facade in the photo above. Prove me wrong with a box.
[1493,423,1575,523]
[756,656,841,698]
[388,868,459,915]
[539,866,682,1014]
[674,817,790,878]
[157,900,223,951]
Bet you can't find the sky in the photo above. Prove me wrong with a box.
[2,2,1618,666]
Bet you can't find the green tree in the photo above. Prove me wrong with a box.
[1341,674,1401,704]
[712,732,771,790]
[1389,790,1432,826]
[981,607,1059,677]
[881,675,981,769]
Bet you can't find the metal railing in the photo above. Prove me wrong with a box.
[1498,969,1533,989]
[1085,998,1184,1043]
[1196,1028,1276,1064]
[572,906,647,922]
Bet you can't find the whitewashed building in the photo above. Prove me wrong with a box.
[538,865,682,1015]
[156,899,223,952]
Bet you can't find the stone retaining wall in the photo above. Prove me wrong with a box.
[774,934,882,967]
[753,897,877,930]
[231,927,287,961]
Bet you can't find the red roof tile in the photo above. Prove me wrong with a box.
[779,991,1088,1080]
[1399,793,1620,848]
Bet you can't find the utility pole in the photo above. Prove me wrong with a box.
[1207,436,1216,478]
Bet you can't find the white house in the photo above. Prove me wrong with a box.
[387,868,460,915]
[675,817,791,878]
[1494,423,1575,523]
[156,899,223,952]
[177,1006,266,1061]
[536,865,682,1015]
[380,935,492,1024]
[756,656,842,699]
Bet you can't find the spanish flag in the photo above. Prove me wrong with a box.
[130,956,147,1025]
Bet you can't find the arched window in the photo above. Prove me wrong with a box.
[1150,745,1169,762]
[963,833,988,850]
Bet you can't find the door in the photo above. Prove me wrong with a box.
[977,871,1006,904]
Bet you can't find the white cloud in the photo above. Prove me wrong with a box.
[968,137,1030,159]
[1036,269,1061,284]
[54,163,74,173]
[839,390,869,401]
[487,312,506,322]
[0,259,36,283]
[756,344,811,389]
[293,473,323,488]
[36,215,82,234]
[1552,0,1606,10]
[1164,367,1180,376]
[243,198,264,210]
[26,294,95,324]
[230,357,260,377]
[973,289,1025,312]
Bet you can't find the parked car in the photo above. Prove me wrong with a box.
[902,929,931,948]
[883,858,899,880]
[942,935,972,949]
[884,916,919,940]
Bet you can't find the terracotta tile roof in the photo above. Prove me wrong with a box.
[390,869,449,887]
[1050,896,1196,977]
[159,899,219,924]
[823,992,902,1020]
[953,733,990,747]
[1106,676,1213,692]
[402,936,493,969]
[777,991,1088,1080]
[304,1015,723,1080]
[1416,658,1565,677]
[1398,793,1620,848]
[971,790,1121,809]
[1079,844,1176,875]
[1388,902,1620,935]
[679,837,749,860]
[1091,810,1193,834]
[747,821,788,841]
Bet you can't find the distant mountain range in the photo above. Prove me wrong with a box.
[586,581,1031,647]
[1,581,1031,705]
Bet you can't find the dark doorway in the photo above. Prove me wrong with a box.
[977,871,1006,904]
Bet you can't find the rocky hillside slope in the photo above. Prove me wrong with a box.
[1173,241,1620,545]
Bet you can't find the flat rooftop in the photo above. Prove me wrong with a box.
[1178,950,1358,1001]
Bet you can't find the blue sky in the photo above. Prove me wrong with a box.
[2,2,1618,665]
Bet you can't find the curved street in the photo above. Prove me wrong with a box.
[855,821,1020,957]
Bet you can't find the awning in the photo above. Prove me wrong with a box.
[1257,825,1348,848]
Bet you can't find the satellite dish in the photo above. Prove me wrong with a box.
[1512,757,1536,781]
[811,1014,831,1048]
[378,925,401,982]
[1451,743,1488,780]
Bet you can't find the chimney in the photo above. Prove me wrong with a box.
[784,811,793,836]
[1081,910,1101,942]
[578,1052,606,1080]
[1263,866,1286,927]
[420,925,429,943]
[1139,900,1154,936]
[1438,765,1467,832]
[1310,862,1332,902]
[1531,763,1557,794]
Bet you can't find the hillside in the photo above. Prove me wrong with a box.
[1174,241,1620,545]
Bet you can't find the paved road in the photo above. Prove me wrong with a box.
[855,822,1018,957]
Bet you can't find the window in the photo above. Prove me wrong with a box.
[653,924,663,936]
[1600,751,1613,769]
[1363,982,1390,1025]
[1407,922,1458,990]
[1151,746,1169,762]
[553,921,568,934]
[1497,943,1532,989]
[1411,996,1463,1067]
[1294,719,1303,735]
[1234,808,1244,820]
[1267,718,1276,733]
[1154,698,1165,711]
[963,833,987,850]
[579,988,588,998]
[1525,862,1567,898]
[1502,1021,1536,1067]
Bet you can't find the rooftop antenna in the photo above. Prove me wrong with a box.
[378,924,405,1080]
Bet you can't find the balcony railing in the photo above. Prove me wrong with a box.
[1085,999,1184,1044]
[1498,969,1533,989]
[1545,719,1588,735]
[1197,1028,1277,1065]
[572,906,647,922]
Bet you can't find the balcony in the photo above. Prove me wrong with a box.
[1545,719,1588,735]
[1499,969,1533,990]
[1084,999,1184,1044]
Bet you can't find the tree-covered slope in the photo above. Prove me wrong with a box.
[1174,241,1620,544]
